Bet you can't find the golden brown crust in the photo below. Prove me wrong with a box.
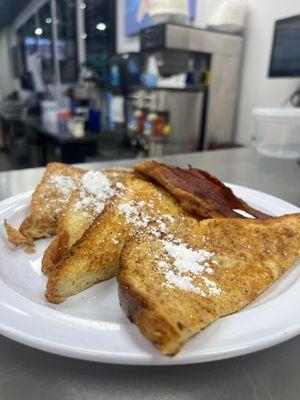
[118,240,184,355]
[24,245,36,254]
[19,162,85,239]
[118,213,300,355]
[4,220,34,247]
[134,161,269,220]
[45,176,185,304]
[42,168,135,276]
[42,230,69,275]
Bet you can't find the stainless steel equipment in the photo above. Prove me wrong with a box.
[141,24,243,149]
[127,88,204,156]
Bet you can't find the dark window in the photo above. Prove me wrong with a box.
[24,17,38,56]
[16,25,27,72]
[56,0,78,82]
[85,0,116,84]
[38,1,55,83]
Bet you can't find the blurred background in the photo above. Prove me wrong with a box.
[0,0,299,170]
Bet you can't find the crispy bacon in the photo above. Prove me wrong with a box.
[134,161,269,220]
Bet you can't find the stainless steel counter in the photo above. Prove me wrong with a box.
[0,148,299,400]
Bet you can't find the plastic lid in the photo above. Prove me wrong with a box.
[253,108,300,118]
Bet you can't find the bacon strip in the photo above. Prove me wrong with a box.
[134,161,269,220]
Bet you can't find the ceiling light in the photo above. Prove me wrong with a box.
[45,17,52,24]
[96,23,106,31]
[80,2,86,9]
[81,33,87,39]
[34,27,43,35]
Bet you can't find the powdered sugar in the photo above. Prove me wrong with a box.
[82,170,114,198]
[44,174,80,213]
[164,270,207,296]
[158,261,168,268]
[49,174,78,197]
[162,241,214,275]
[157,239,221,297]
[205,267,214,275]
[73,170,116,219]
[117,200,175,239]
[165,215,175,223]
[117,203,150,229]
[202,276,221,296]
[116,182,125,190]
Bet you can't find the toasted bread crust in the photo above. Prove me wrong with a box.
[4,219,34,247]
[118,214,300,355]
[42,230,69,275]
[45,198,126,303]
[42,168,134,276]
[45,176,186,303]
[19,162,84,239]
[118,239,191,355]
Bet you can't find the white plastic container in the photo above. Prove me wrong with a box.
[148,0,188,24]
[253,108,300,159]
[208,0,248,33]
[41,100,58,123]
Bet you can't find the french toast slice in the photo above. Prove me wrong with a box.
[42,168,134,276]
[118,213,300,355]
[5,163,85,246]
[134,161,269,219]
[4,219,34,248]
[45,176,186,304]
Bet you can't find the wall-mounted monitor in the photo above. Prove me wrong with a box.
[269,15,300,77]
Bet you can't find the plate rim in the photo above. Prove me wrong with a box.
[0,185,299,365]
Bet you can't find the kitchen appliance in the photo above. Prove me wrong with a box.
[140,23,243,149]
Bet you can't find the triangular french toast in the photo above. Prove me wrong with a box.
[45,176,186,303]
[118,213,300,355]
[5,162,85,246]
[42,168,134,276]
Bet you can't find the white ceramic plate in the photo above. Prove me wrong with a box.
[0,185,299,365]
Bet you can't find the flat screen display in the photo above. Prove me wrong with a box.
[269,15,300,77]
